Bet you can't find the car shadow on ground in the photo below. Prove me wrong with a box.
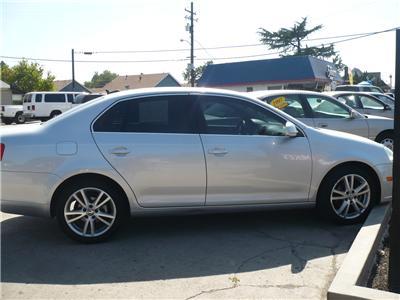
[1,209,361,285]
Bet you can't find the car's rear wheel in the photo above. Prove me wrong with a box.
[2,117,13,125]
[56,179,125,242]
[376,132,394,151]
[15,112,25,124]
[317,166,377,224]
[50,110,62,118]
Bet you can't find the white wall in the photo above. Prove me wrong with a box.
[213,83,285,93]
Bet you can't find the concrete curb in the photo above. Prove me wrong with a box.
[327,203,400,300]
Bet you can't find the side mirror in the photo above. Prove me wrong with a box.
[284,121,298,137]
[350,110,359,119]
[383,104,392,111]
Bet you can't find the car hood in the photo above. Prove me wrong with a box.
[309,127,381,147]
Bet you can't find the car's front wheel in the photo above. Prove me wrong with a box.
[56,179,126,242]
[317,166,377,224]
[376,131,394,151]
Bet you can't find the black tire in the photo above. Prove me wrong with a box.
[2,118,13,125]
[14,112,26,124]
[375,131,394,151]
[50,111,62,118]
[56,178,127,243]
[317,166,378,224]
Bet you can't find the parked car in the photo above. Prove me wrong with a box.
[1,103,25,125]
[23,91,85,120]
[325,91,394,119]
[73,93,104,104]
[251,90,394,150]
[334,84,384,93]
[0,88,393,242]
[367,92,395,106]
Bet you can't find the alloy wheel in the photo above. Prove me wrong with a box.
[330,174,370,220]
[380,138,394,151]
[64,187,116,237]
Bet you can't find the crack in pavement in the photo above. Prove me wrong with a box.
[185,226,356,300]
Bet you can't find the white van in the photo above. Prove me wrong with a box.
[23,92,85,120]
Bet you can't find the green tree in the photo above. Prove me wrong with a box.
[84,70,118,88]
[258,17,345,71]
[183,61,213,85]
[0,60,54,93]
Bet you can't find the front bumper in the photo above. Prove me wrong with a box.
[374,163,393,203]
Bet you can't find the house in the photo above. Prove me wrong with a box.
[53,79,92,93]
[0,80,12,105]
[197,55,342,92]
[98,73,181,93]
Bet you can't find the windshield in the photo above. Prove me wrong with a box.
[373,94,395,106]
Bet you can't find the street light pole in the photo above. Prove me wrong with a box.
[71,49,75,90]
[388,28,400,293]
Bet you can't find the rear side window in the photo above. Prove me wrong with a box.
[44,94,66,103]
[35,94,43,102]
[93,95,198,133]
[263,94,306,118]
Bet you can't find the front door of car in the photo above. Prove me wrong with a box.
[196,95,312,205]
[303,94,369,138]
[357,95,393,119]
[92,95,206,208]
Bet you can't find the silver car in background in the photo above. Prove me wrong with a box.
[0,88,393,242]
[251,90,394,150]
[325,91,394,119]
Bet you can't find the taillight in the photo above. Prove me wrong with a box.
[32,105,35,111]
[0,144,4,161]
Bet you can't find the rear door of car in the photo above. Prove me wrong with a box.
[92,94,207,208]
[302,94,370,138]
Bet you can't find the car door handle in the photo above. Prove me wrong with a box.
[208,148,228,155]
[110,147,130,156]
[318,123,328,128]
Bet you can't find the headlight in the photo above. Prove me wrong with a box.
[384,146,393,161]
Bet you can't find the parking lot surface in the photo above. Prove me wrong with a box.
[1,210,360,299]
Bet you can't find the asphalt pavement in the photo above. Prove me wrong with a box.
[1,209,360,299]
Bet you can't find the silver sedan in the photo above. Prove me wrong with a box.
[251,90,394,150]
[0,88,393,242]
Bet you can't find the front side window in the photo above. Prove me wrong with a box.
[359,95,384,109]
[35,94,43,103]
[67,94,74,103]
[306,96,350,119]
[23,94,32,103]
[44,94,66,103]
[198,96,287,136]
[93,95,198,133]
[263,94,306,118]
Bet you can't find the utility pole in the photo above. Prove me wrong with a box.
[71,49,75,90]
[389,28,400,293]
[185,2,196,87]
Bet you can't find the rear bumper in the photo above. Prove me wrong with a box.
[0,170,60,217]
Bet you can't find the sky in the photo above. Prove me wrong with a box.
[1,0,399,86]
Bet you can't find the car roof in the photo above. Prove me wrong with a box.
[249,89,324,98]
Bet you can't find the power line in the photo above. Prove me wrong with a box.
[1,26,398,64]
[76,27,399,54]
